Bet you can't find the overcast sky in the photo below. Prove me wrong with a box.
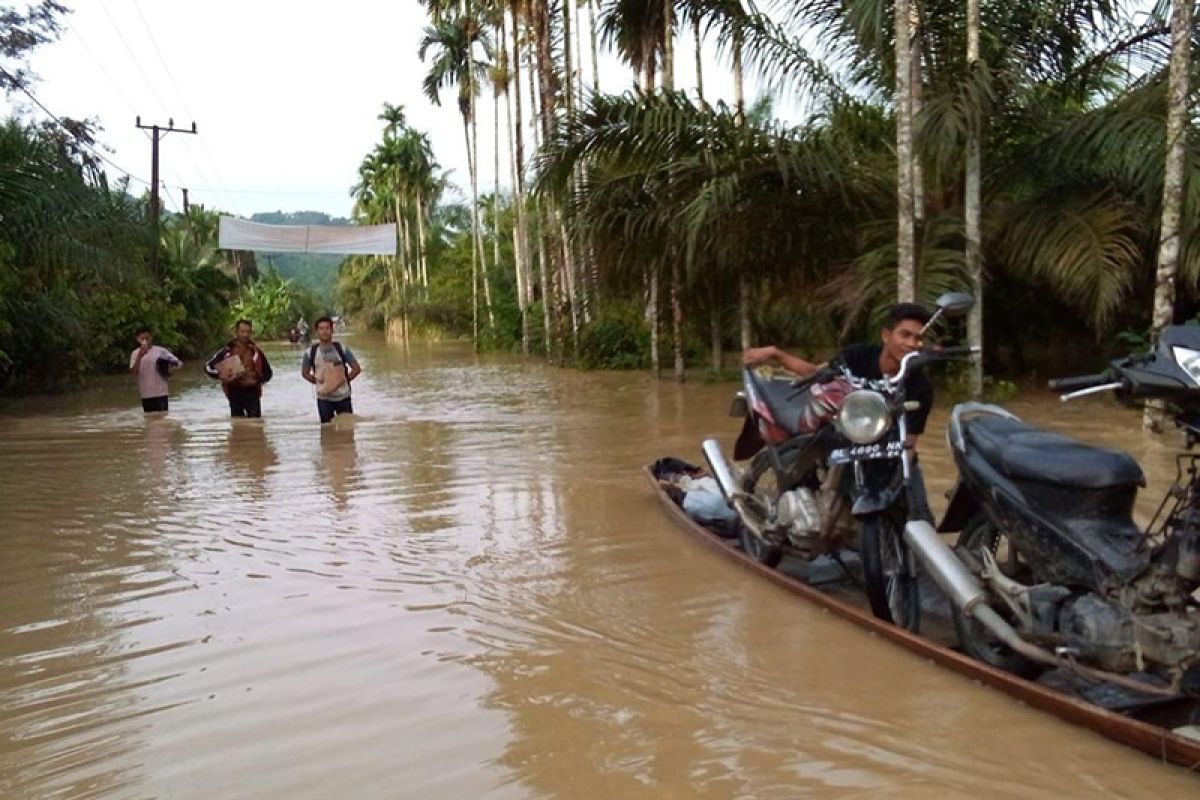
[2,0,758,220]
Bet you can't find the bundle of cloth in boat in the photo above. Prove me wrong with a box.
[651,457,740,538]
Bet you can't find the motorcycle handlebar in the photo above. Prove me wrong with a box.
[787,364,839,400]
[1047,373,1110,392]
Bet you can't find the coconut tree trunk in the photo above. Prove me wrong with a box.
[463,118,479,347]
[533,2,563,360]
[493,59,503,326]
[663,3,683,381]
[470,88,496,332]
[911,1,926,228]
[739,273,751,350]
[648,265,660,378]
[733,28,745,123]
[735,30,748,347]
[573,0,585,98]
[562,0,582,352]
[694,18,704,101]
[527,18,553,358]
[416,190,429,292]
[672,259,684,381]
[894,0,917,303]
[710,304,721,372]
[1146,0,1193,431]
[965,0,983,397]
[507,11,532,354]
[587,0,600,91]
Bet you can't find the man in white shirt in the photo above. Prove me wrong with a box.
[301,316,361,424]
[129,326,181,413]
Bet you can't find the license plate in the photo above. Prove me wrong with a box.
[829,440,904,464]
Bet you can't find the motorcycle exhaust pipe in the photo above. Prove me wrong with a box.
[701,438,738,501]
[902,520,987,613]
[903,522,1176,698]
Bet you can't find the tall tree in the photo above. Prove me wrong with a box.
[1147,0,1194,429]
[420,13,494,346]
[894,0,916,302]
[965,0,983,396]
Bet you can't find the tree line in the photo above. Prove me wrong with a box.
[338,0,1199,390]
[3,1,1197,393]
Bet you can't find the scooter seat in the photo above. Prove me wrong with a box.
[965,415,1145,489]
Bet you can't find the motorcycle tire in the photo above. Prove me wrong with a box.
[861,513,921,632]
[950,515,1044,680]
[738,450,785,568]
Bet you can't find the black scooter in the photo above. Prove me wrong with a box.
[904,325,1200,696]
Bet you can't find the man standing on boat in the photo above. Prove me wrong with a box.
[205,319,274,418]
[743,302,935,521]
[301,316,361,424]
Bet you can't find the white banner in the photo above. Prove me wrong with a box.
[218,216,397,255]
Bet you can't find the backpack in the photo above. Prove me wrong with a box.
[308,342,352,393]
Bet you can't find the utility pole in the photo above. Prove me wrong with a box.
[182,187,190,215]
[136,116,197,280]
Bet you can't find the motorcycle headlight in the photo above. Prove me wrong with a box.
[1173,346,1200,387]
[836,390,891,444]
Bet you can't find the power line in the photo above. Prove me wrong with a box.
[68,25,141,119]
[96,0,172,115]
[0,67,150,186]
[129,0,242,215]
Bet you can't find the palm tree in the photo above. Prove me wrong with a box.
[1147,0,1194,430]
[420,12,495,346]
[894,0,916,303]
[965,0,983,396]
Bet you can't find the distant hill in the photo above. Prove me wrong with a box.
[249,211,349,303]
[251,210,352,227]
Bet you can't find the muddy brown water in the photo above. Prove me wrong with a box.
[1,335,1198,798]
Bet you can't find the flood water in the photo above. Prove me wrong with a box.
[1,334,1198,798]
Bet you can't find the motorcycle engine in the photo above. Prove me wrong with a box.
[777,488,822,546]
[1061,593,1200,673]
[1060,595,1134,672]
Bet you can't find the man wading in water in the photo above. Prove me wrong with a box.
[129,326,181,413]
[301,316,361,424]
[205,319,274,418]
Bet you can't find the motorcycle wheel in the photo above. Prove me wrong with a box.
[738,451,784,568]
[861,513,921,632]
[950,515,1044,680]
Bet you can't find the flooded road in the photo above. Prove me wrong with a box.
[1,335,1197,798]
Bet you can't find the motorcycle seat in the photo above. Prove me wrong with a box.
[751,374,805,435]
[965,415,1145,489]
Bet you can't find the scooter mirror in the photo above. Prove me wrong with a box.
[933,292,975,317]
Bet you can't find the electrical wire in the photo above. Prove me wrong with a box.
[0,67,150,186]
[129,0,242,215]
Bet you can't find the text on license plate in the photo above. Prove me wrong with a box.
[829,440,904,463]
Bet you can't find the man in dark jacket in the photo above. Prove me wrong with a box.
[205,319,274,418]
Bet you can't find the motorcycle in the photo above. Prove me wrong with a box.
[905,325,1200,696]
[701,292,976,630]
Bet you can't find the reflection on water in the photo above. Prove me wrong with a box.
[0,337,1198,798]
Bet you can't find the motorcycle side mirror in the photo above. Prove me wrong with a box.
[933,292,975,317]
[920,292,975,334]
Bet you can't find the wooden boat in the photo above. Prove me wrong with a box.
[644,465,1200,772]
